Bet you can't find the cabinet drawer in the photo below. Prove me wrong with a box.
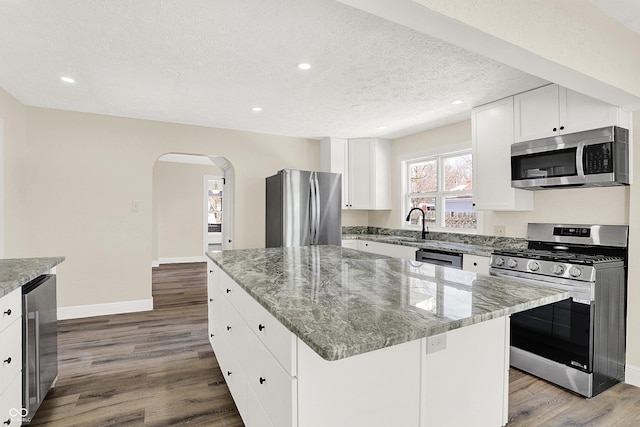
[0,367,22,426]
[212,332,248,421]
[0,318,22,396]
[220,272,297,375]
[244,329,297,427]
[0,288,21,335]
[247,385,275,427]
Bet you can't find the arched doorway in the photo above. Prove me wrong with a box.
[152,153,235,265]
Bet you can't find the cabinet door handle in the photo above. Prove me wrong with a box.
[210,333,214,338]
[3,309,10,316]
[3,357,10,364]
[209,270,213,274]
[226,325,231,331]
[258,324,265,331]
[473,262,478,267]
[209,298,214,302]
[553,127,557,132]
[259,377,267,384]
[226,288,231,294]
[227,371,232,376]
[560,125,565,130]
[4,418,11,425]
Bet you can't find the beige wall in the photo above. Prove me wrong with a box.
[0,87,28,258]
[3,98,319,309]
[154,161,222,260]
[627,110,640,374]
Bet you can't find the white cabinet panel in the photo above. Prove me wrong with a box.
[321,137,391,210]
[472,97,533,211]
[421,316,510,427]
[515,84,629,142]
[0,288,21,334]
[358,240,417,261]
[0,372,22,427]
[462,254,490,275]
[0,320,21,394]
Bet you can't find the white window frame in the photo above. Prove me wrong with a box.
[400,145,482,234]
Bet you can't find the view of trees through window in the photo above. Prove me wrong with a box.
[406,152,476,230]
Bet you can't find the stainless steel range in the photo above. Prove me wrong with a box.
[490,223,628,398]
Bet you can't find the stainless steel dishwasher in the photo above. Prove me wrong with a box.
[415,249,463,269]
[23,274,58,420]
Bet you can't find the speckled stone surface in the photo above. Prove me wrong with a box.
[0,257,65,297]
[207,246,567,361]
[342,226,527,256]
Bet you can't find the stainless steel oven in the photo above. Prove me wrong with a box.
[490,223,628,398]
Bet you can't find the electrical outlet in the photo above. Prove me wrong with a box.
[494,225,505,237]
[426,333,447,354]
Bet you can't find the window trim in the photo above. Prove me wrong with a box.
[400,144,481,234]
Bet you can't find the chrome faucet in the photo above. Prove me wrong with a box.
[406,207,429,239]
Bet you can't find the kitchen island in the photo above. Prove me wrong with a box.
[206,246,568,427]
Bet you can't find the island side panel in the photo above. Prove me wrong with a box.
[297,338,421,427]
[420,316,510,427]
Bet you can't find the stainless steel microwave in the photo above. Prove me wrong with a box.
[511,126,630,190]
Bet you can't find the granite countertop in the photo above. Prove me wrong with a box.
[0,257,66,297]
[207,246,568,361]
[343,234,497,256]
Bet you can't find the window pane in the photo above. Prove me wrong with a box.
[410,160,437,193]
[408,197,436,225]
[443,154,473,191]
[444,195,476,229]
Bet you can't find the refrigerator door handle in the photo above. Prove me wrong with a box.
[308,173,317,245]
[313,174,321,245]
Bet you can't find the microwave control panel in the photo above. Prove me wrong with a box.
[583,142,613,175]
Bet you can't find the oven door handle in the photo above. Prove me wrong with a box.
[489,270,592,303]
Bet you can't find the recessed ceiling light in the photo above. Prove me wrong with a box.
[252,107,262,112]
[296,63,311,70]
[60,76,75,83]
[452,100,463,105]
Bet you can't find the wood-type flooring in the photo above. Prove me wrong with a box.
[30,262,640,426]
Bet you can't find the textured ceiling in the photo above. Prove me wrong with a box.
[0,0,552,139]
[587,0,640,36]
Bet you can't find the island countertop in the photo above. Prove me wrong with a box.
[0,257,65,297]
[207,245,568,361]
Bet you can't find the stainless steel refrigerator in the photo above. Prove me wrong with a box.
[266,169,342,247]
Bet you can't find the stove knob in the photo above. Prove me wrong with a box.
[508,259,518,268]
[569,267,581,278]
[552,264,565,275]
[494,257,505,267]
[528,261,540,272]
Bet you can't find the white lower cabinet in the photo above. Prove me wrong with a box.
[343,239,417,261]
[0,288,22,427]
[208,261,510,427]
[462,254,491,275]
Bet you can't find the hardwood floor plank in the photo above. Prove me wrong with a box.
[29,261,640,426]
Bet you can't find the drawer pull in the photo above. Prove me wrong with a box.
[226,325,232,331]
[226,288,231,294]
[259,377,266,385]
[209,270,213,273]
[258,324,265,332]
[227,371,232,376]
[210,333,214,338]
[3,357,10,364]
[209,298,214,302]
[3,309,10,316]
[4,418,11,425]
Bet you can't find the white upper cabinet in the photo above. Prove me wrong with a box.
[321,137,391,210]
[471,97,534,211]
[514,84,630,142]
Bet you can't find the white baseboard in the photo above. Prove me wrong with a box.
[57,298,153,320]
[626,364,640,387]
[157,256,207,265]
